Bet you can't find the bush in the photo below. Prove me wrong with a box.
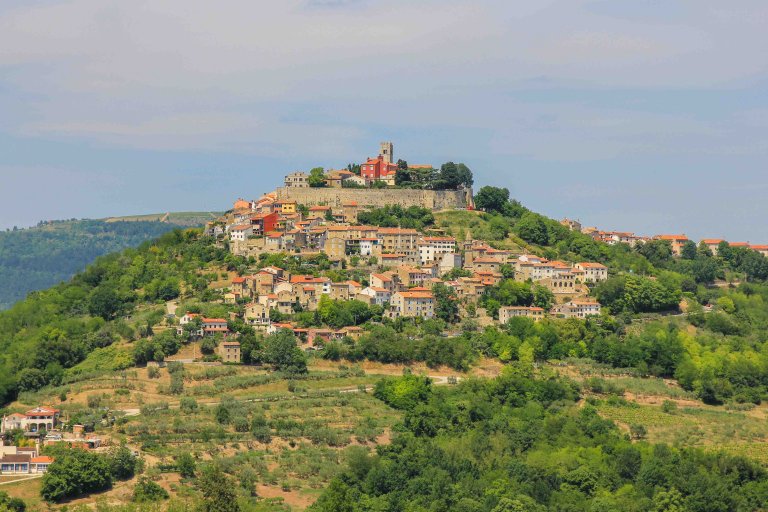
[661,400,677,414]
[180,396,198,413]
[132,476,168,502]
[629,424,647,440]
[0,491,25,512]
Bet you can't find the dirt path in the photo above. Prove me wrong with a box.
[0,475,43,486]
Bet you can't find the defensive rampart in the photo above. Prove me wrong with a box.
[274,186,472,210]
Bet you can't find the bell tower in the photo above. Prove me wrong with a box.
[379,141,394,163]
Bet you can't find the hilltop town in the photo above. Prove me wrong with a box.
[197,143,613,354]
[3,144,768,511]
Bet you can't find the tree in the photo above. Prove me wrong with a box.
[308,167,326,187]
[41,449,113,502]
[680,240,698,260]
[88,285,123,320]
[108,445,140,480]
[474,186,510,213]
[132,477,169,502]
[636,240,674,268]
[515,213,549,245]
[432,283,459,323]
[532,284,554,310]
[200,337,218,355]
[437,162,473,189]
[263,329,308,374]
[177,453,196,478]
[16,368,49,392]
[197,464,240,512]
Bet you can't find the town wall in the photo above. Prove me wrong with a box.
[274,186,472,210]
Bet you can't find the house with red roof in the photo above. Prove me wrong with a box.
[1,406,60,434]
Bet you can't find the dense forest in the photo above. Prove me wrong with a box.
[310,371,768,511]
[0,219,190,309]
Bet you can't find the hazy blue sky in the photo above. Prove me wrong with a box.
[1,1,767,241]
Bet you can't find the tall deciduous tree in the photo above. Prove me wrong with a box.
[474,186,510,213]
[198,465,240,512]
[432,283,459,323]
[308,167,326,187]
[263,329,307,374]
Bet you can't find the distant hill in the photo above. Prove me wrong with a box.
[103,211,222,226]
[0,212,219,310]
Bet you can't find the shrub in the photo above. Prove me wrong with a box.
[629,424,647,440]
[180,396,198,413]
[0,491,25,512]
[132,476,169,502]
[661,400,677,414]
[147,366,160,379]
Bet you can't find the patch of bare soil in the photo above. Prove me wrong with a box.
[256,484,318,510]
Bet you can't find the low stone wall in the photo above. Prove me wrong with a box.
[274,186,472,210]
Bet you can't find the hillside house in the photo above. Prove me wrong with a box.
[560,218,582,232]
[418,237,457,265]
[701,239,725,255]
[284,172,309,188]
[499,306,545,324]
[469,257,503,273]
[438,253,463,275]
[361,155,398,181]
[250,212,279,235]
[359,286,391,306]
[574,262,608,282]
[388,288,435,319]
[751,244,768,257]
[244,302,270,327]
[202,318,229,337]
[217,340,241,363]
[551,300,601,319]
[1,406,60,434]
[308,205,332,219]
[380,253,408,266]
[274,200,297,215]
[229,224,253,241]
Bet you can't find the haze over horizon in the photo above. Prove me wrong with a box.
[1,1,767,242]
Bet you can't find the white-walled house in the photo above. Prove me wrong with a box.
[574,262,608,282]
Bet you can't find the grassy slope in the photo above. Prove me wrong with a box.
[556,360,768,464]
[434,210,531,252]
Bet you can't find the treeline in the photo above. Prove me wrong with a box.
[311,372,768,512]
[0,219,183,309]
[394,161,473,190]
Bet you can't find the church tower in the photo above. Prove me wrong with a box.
[379,141,394,163]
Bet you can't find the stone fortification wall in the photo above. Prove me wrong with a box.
[274,187,472,210]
